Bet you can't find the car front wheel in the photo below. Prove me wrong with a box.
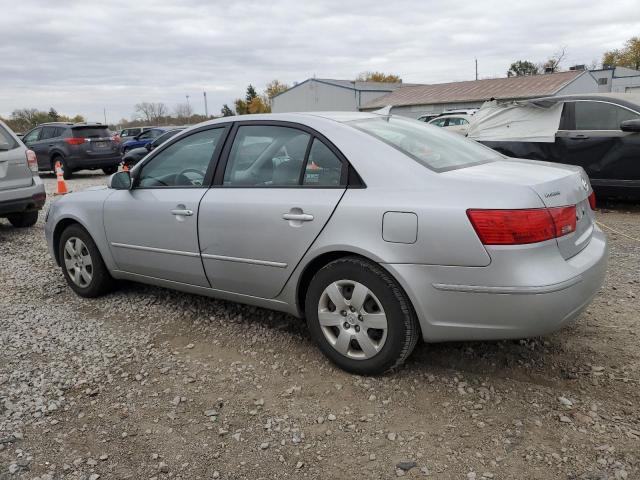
[58,224,114,297]
[305,256,419,375]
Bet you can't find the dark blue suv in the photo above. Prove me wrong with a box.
[120,127,174,154]
[22,122,120,179]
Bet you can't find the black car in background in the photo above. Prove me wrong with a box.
[478,94,640,198]
[22,122,120,179]
[122,128,184,168]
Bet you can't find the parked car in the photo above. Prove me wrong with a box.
[21,122,120,179]
[118,127,152,144]
[0,120,45,227]
[418,109,478,123]
[120,127,173,154]
[45,112,607,375]
[471,94,640,197]
[416,113,441,123]
[428,114,472,135]
[122,128,184,168]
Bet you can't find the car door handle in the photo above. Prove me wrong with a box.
[569,134,589,140]
[171,209,193,216]
[282,213,314,222]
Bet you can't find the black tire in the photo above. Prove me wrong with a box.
[7,211,38,228]
[102,166,118,175]
[58,224,114,298]
[305,256,420,375]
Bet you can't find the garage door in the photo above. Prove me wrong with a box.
[625,86,640,93]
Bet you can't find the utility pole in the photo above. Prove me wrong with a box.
[103,107,107,125]
[203,91,208,118]
[475,58,478,81]
[186,94,190,124]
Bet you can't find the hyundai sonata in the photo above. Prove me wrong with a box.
[45,112,608,374]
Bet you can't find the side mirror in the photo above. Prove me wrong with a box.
[108,171,131,190]
[620,119,640,133]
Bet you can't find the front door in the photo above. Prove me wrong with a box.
[104,126,228,286]
[199,123,347,298]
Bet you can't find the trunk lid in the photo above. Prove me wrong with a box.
[449,159,594,259]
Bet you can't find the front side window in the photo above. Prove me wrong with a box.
[224,125,311,186]
[22,128,41,144]
[447,117,469,126]
[137,128,224,188]
[352,116,499,172]
[574,101,640,130]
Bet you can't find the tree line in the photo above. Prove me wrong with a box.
[507,37,640,77]
[0,108,85,133]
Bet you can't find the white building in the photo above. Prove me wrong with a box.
[361,70,599,118]
[589,66,640,94]
[271,78,405,113]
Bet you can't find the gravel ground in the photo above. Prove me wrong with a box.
[1,172,639,480]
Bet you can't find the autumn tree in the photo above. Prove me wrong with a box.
[221,104,234,116]
[134,102,168,124]
[265,80,289,100]
[174,102,194,118]
[356,71,402,83]
[234,99,248,115]
[602,36,640,70]
[507,60,539,77]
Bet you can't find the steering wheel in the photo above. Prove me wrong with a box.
[176,168,206,186]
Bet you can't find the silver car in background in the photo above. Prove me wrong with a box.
[45,112,608,374]
[0,120,46,227]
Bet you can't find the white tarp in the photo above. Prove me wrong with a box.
[467,100,563,143]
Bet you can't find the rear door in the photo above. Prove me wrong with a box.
[104,126,229,286]
[0,124,32,190]
[199,122,347,298]
[556,100,640,186]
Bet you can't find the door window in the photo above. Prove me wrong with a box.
[22,128,41,144]
[223,125,311,186]
[137,130,157,140]
[430,118,447,127]
[573,101,639,130]
[447,117,469,126]
[137,128,224,188]
[0,124,18,150]
[303,139,343,186]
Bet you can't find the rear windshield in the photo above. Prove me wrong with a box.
[349,116,499,172]
[72,127,111,139]
[0,124,18,150]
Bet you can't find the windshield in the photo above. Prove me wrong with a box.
[350,116,500,172]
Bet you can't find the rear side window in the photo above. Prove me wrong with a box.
[0,124,18,150]
[303,139,342,186]
[574,101,640,130]
[40,126,59,140]
[73,127,110,138]
[351,116,498,172]
[223,125,311,186]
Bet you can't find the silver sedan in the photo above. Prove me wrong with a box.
[45,112,608,375]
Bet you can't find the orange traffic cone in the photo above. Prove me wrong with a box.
[54,161,68,195]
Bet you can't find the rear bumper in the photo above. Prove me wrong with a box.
[384,229,608,342]
[0,176,46,216]
[66,155,121,170]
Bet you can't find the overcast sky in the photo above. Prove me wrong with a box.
[0,0,638,124]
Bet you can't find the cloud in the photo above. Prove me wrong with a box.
[0,0,638,123]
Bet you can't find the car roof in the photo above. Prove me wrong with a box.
[530,93,640,110]
[193,112,385,130]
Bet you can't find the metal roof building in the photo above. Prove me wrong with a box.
[271,78,406,113]
[361,70,598,118]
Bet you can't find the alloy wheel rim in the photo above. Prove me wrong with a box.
[318,280,388,360]
[63,237,93,288]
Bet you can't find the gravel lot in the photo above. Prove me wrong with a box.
[1,172,639,480]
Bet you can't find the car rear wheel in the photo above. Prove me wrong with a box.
[7,211,38,228]
[102,166,118,175]
[58,224,114,297]
[305,256,419,375]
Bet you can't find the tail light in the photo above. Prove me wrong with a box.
[467,206,576,245]
[588,191,596,210]
[25,149,38,172]
[64,137,87,145]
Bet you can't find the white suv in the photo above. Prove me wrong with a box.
[0,121,46,227]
